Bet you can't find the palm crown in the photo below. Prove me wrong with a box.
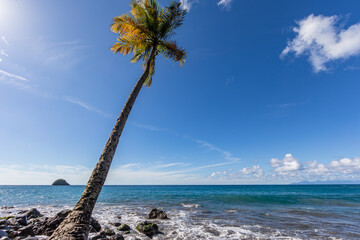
[111,0,187,86]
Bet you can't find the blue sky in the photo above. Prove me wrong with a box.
[1,0,360,185]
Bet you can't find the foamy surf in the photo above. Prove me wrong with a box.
[0,204,343,240]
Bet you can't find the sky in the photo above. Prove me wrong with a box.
[0,0,360,185]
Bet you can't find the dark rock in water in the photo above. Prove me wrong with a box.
[90,231,106,240]
[104,227,115,236]
[136,221,159,237]
[117,224,130,232]
[90,217,101,232]
[21,208,42,220]
[147,208,168,219]
[0,206,14,210]
[51,179,70,185]
[108,233,125,240]
[0,220,7,226]
[110,222,121,227]
[34,209,71,236]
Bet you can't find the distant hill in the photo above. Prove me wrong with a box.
[291,180,360,185]
[52,179,70,185]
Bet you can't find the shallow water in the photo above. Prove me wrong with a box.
[1,185,359,239]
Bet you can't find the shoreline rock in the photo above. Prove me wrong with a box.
[147,208,168,220]
[136,221,159,237]
[1,207,166,239]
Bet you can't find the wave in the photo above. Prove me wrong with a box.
[0,204,352,240]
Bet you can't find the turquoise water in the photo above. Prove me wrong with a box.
[1,185,360,239]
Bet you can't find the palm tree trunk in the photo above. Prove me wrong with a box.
[49,47,157,240]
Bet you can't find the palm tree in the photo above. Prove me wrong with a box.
[49,1,186,239]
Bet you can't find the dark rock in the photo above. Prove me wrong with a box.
[51,179,70,185]
[7,217,21,228]
[108,233,124,240]
[23,209,42,220]
[7,230,19,239]
[117,224,130,232]
[16,216,27,226]
[0,220,6,226]
[18,225,35,237]
[0,226,9,231]
[147,209,168,219]
[34,209,71,236]
[0,230,7,237]
[89,226,98,233]
[0,207,14,210]
[136,221,159,237]
[110,222,121,227]
[90,217,101,232]
[104,227,115,236]
[90,231,106,240]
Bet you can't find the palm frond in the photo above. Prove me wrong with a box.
[112,0,187,86]
[110,36,144,55]
[159,1,186,39]
[111,14,149,40]
[158,40,186,65]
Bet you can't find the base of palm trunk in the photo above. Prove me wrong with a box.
[49,210,90,240]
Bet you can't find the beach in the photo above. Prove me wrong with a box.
[1,185,359,239]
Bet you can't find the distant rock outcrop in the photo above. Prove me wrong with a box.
[52,179,70,185]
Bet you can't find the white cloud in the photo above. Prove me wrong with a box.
[281,14,360,72]
[194,139,240,162]
[218,0,233,7]
[241,165,264,177]
[270,154,360,182]
[304,160,330,176]
[63,96,111,118]
[271,154,302,175]
[0,164,92,185]
[0,49,8,57]
[210,165,264,180]
[1,36,9,45]
[0,69,27,81]
[180,0,192,10]
[329,157,360,173]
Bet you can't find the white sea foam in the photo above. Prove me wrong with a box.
[0,204,345,240]
[181,203,200,208]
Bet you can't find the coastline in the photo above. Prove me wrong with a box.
[1,185,359,239]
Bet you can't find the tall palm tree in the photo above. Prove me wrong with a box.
[50,1,186,239]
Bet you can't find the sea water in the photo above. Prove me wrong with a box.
[0,185,359,239]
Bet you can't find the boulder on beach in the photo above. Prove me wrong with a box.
[19,208,42,220]
[117,223,130,232]
[3,208,102,239]
[136,221,159,237]
[51,179,70,185]
[147,208,168,219]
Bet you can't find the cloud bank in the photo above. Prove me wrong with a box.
[281,14,360,72]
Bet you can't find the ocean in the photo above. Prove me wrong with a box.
[0,185,359,239]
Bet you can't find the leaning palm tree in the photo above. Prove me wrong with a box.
[50,1,186,239]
